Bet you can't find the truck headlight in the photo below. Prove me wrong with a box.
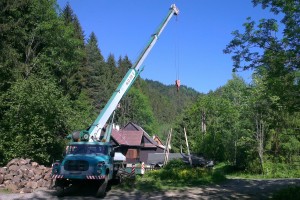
[97,161,105,168]
[83,133,89,141]
[52,162,60,174]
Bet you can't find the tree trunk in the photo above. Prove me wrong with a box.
[256,114,264,175]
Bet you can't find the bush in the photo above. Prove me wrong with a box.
[163,159,187,170]
[141,159,226,188]
[263,160,300,178]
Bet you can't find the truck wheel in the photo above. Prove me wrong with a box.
[53,179,66,197]
[54,186,65,197]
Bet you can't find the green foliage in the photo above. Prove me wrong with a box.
[224,0,300,112]
[119,160,226,191]
[173,75,248,164]
[152,159,226,185]
[1,0,299,181]
[0,0,199,166]
[163,159,187,170]
[85,32,109,111]
[263,160,300,178]
[0,76,70,164]
[0,0,89,165]
[116,87,158,134]
[142,79,200,125]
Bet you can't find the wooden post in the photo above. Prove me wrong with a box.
[164,129,172,166]
[184,127,192,166]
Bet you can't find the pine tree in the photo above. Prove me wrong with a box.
[85,32,110,111]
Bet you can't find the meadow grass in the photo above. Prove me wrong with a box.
[118,159,226,191]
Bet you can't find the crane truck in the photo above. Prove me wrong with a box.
[51,4,179,197]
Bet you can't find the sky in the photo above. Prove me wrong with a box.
[57,0,279,94]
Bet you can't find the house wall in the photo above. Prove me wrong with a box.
[115,146,140,163]
[115,146,164,163]
[140,147,164,163]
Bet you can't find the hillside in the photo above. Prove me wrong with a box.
[137,79,201,138]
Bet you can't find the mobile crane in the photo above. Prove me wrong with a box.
[51,4,179,197]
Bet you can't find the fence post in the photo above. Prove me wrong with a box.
[131,163,135,175]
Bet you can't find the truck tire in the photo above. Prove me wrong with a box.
[54,186,65,197]
[53,179,66,197]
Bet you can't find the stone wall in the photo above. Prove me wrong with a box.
[0,158,52,193]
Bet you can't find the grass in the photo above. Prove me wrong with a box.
[0,188,10,194]
[116,160,300,192]
[117,160,227,192]
[225,161,300,179]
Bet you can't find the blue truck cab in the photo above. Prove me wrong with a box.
[51,142,118,197]
[52,142,115,181]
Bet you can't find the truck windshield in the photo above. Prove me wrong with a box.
[66,145,108,155]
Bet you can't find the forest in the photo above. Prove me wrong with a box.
[0,0,299,177]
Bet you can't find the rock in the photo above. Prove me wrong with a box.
[17,169,24,178]
[8,164,19,171]
[0,174,4,184]
[34,174,42,181]
[19,180,26,187]
[44,172,51,180]
[6,183,19,193]
[31,162,39,168]
[19,158,31,166]
[20,165,29,171]
[26,181,38,189]
[0,167,7,174]
[44,180,51,188]
[3,180,10,185]
[12,175,21,183]
[6,158,19,167]
[28,170,35,178]
[25,158,31,164]
[2,158,52,193]
[10,170,18,176]
[38,165,46,170]
[4,174,13,180]
[35,169,43,175]
[37,179,44,188]
[20,187,32,193]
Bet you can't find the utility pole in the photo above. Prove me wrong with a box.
[184,127,192,166]
[164,129,172,166]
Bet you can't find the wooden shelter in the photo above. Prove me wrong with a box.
[110,122,165,163]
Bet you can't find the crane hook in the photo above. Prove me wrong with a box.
[175,79,180,92]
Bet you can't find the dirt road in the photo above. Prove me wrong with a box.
[1,178,300,200]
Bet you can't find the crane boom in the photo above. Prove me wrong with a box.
[88,4,179,142]
[53,5,180,197]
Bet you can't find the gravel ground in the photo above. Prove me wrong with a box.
[1,178,300,200]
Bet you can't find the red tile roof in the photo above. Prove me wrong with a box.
[111,122,166,150]
[112,129,143,146]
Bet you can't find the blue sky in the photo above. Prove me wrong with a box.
[57,0,278,93]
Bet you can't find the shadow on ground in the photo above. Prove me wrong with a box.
[5,178,300,200]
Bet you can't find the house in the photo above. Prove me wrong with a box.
[153,134,171,150]
[110,122,165,163]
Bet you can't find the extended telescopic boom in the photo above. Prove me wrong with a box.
[88,4,179,142]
